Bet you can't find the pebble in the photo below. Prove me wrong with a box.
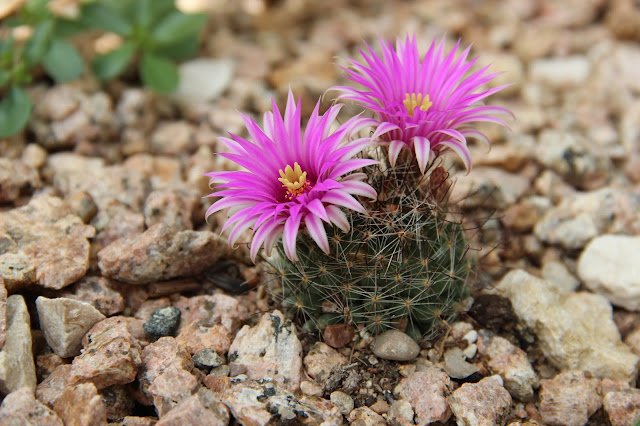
[577,235,640,311]
[36,296,106,358]
[137,336,199,417]
[371,329,420,362]
[451,167,530,209]
[35,364,72,408]
[174,58,235,104]
[462,343,478,359]
[69,317,142,389]
[538,371,602,426]
[530,56,591,88]
[0,157,41,203]
[348,406,386,425]
[330,390,354,415]
[174,293,252,335]
[447,375,512,426]
[102,385,135,421]
[98,223,229,284]
[462,330,478,345]
[59,276,125,317]
[0,194,95,291]
[323,323,356,349]
[67,190,98,224]
[477,331,539,401]
[0,295,36,395]
[143,306,181,338]
[300,380,323,397]
[493,269,639,383]
[149,121,196,155]
[388,400,414,426]
[228,310,302,392]
[155,388,230,426]
[0,387,62,425]
[0,279,6,350]
[176,322,233,355]
[541,260,580,293]
[603,389,640,426]
[395,367,453,424]
[444,346,480,379]
[192,349,225,372]
[143,188,197,230]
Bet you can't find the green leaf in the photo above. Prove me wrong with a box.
[53,18,86,39]
[135,0,174,28]
[0,86,32,138]
[91,41,136,80]
[24,20,54,65]
[151,11,206,46]
[139,52,178,94]
[81,3,132,36]
[0,70,10,87]
[153,34,199,60]
[42,38,84,82]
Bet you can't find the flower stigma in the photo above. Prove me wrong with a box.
[278,162,312,199]
[403,93,432,116]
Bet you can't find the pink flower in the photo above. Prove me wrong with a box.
[206,91,377,262]
[332,36,510,173]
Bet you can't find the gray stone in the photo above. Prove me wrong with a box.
[444,347,480,379]
[330,390,354,416]
[530,56,591,87]
[542,260,580,292]
[36,296,106,358]
[451,167,530,209]
[193,349,225,372]
[228,311,302,392]
[447,376,512,426]
[174,58,235,103]
[493,269,639,383]
[0,295,36,395]
[577,235,640,311]
[388,400,414,426]
[143,306,181,338]
[371,330,420,361]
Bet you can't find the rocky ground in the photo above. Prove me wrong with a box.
[1,0,640,424]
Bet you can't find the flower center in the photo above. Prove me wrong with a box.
[403,93,432,116]
[278,162,312,199]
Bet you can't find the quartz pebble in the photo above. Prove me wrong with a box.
[303,342,348,382]
[36,296,106,358]
[371,330,420,361]
[0,295,36,395]
[330,390,354,415]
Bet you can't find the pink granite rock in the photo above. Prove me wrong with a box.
[0,387,63,425]
[53,382,107,426]
[102,385,135,421]
[303,342,348,382]
[97,223,229,284]
[477,331,539,401]
[0,194,95,291]
[228,311,302,393]
[150,121,196,155]
[538,371,602,426]
[90,201,146,257]
[144,188,197,230]
[110,417,158,426]
[70,317,142,389]
[603,389,640,426]
[396,367,453,424]
[0,295,36,395]
[59,276,125,317]
[137,337,199,416]
[155,388,229,425]
[36,364,72,408]
[176,322,232,355]
[447,376,512,426]
[0,157,41,203]
[174,293,252,334]
[36,351,68,382]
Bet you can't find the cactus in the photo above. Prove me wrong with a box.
[269,159,472,341]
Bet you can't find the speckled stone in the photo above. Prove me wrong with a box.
[396,367,453,424]
[538,371,601,426]
[447,376,512,426]
[371,330,420,362]
[0,295,36,395]
[53,382,107,426]
[156,388,229,426]
[0,387,62,425]
[143,306,181,338]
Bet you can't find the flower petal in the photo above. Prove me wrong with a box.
[305,214,330,254]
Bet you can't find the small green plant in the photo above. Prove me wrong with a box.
[84,0,206,94]
[0,0,85,137]
[0,0,207,138]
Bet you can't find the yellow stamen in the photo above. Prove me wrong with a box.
[278,162,311,199]
[403,93,432,116]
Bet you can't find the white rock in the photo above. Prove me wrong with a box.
[493,269,639,383]
[462,330,478,345]
[36,296,106,358]
[388,400,414,426]
[463,343,478,360]
[542,260,580,292]
[228,310,302,392]
[578,235,640,311]
[0,295,36,395]
[530,55,591,88]
[451,167,530,209]
[174,58,234,103]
